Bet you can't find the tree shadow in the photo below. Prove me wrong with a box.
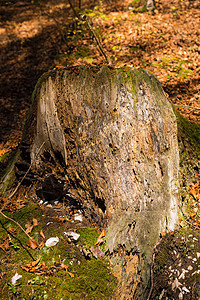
[0,24,62,145]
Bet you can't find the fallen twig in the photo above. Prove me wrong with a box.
[0,220,35,261]
[83,15,109,64]
[0,211,32,240]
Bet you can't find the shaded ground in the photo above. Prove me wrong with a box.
[0,0,200,299]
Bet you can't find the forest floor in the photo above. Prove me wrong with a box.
[0,0,200,299]
[0,0,199,155]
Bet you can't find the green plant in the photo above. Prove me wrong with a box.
[8,282,21,296]
[10,240,20,250]
[154,57,193,78]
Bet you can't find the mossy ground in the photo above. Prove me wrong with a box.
[0,202,117,299]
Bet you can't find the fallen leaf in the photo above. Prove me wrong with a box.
[193,222,200,227]
[160,232,166,238]
[25,225,34,234]
[31,258,40,267]
[40,229,45,239]
[32,218,38,226]
[190,213,196,219]
[21,266,30,272]
[8,228,16,234]
[95,229,105,246]
[61,262,68,270]
[0,235,9,251]
[28,238,38,249]
[56,65,66,69]
[25,221,34,234]
[55,215,67,223]
[38,241,45,250]
[68,271,74,278]
[21,260,51,275]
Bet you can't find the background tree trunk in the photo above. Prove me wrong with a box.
[146,0,156,12]
[5,66,180,298]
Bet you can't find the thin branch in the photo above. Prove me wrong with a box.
[83,15,109,64]
[67,0,79,18]
[0,220,35,261]
[0,211,32,240]
[8,164,32,200]
[67,0,109,64]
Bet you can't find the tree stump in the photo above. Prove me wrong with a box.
[6,66,180,298]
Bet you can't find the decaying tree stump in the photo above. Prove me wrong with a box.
[4,66,180,298]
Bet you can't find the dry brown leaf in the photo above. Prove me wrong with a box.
[25,225,34,234]
[32,218,38,226]
[31,258,40,267]
[160,232,166,238]
[0,272,5,279]
[190,188,197,198]
[55,215,67,223]
[25,221,34,234]
[15,201,26,210]
[8,228,16,234]
[95,229,105,246]
[21,259,49,275]
[61,262,68,270]
[40,229,45,239]
[193,222,200,227]
[28,238,38,249]
[190,213,196,219]
[0,235,9,251]
[56,65,66,69]
[38,241,45,250]
[67,271,74,278]
[21,266,30,272]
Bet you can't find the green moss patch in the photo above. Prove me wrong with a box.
[0,203,117,299]
[176,109,200,157]
[77,227,100,248]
